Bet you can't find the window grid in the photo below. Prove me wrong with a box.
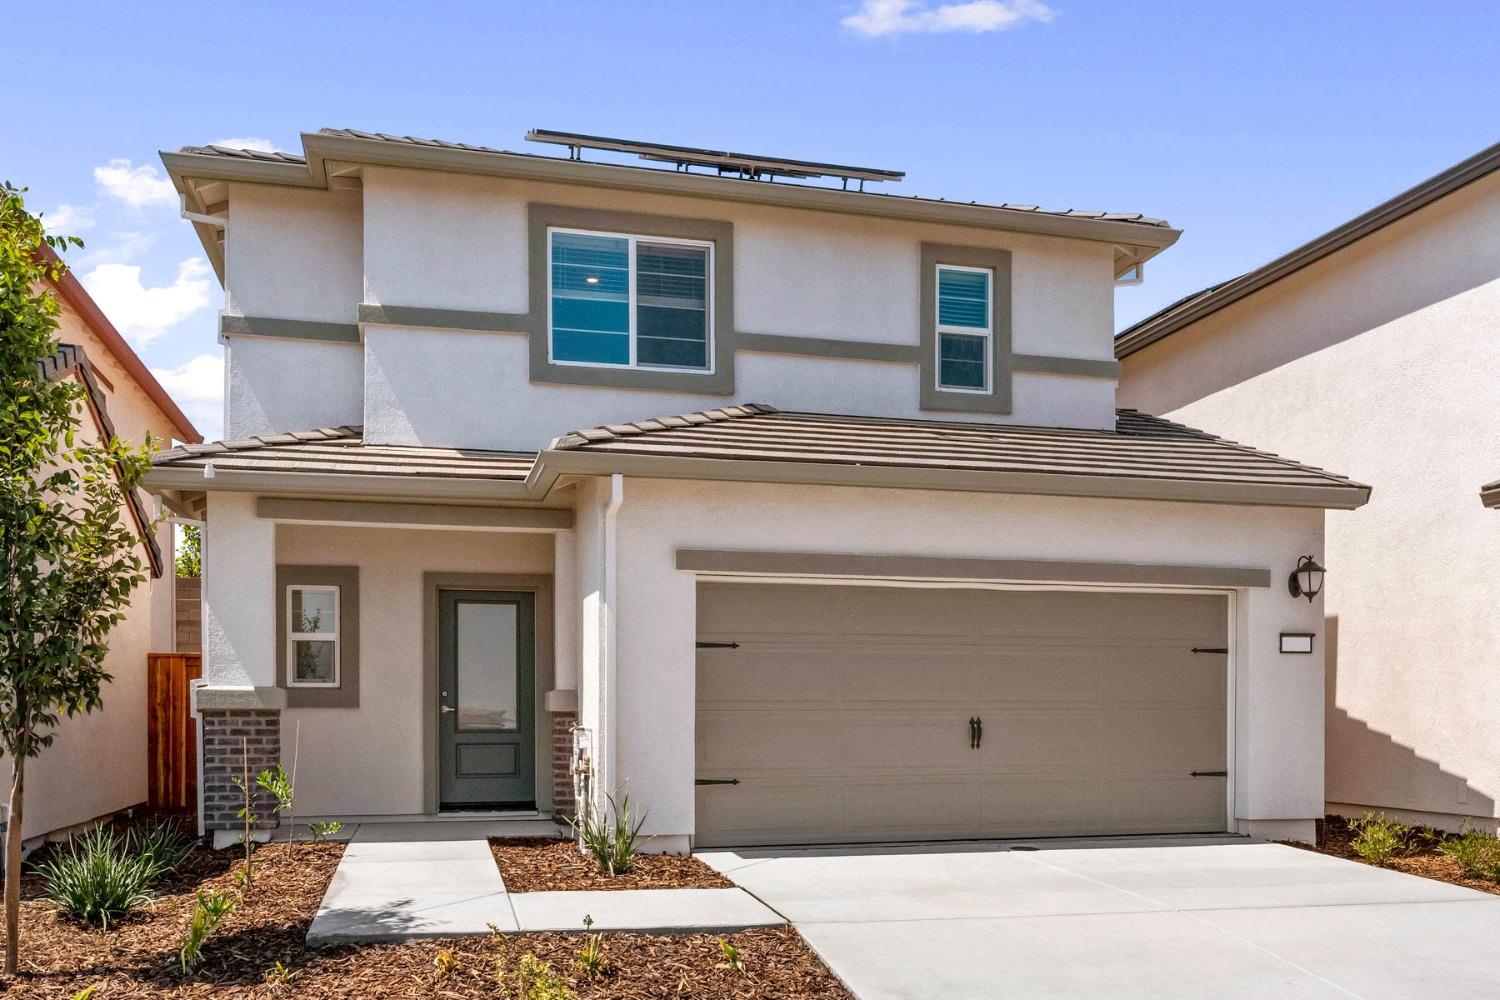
[935,264,993,394]
[548,228,713,373]
[287,585,340,688]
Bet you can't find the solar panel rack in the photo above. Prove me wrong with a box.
[525,128,904,191]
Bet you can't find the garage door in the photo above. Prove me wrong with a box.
[695,582,1228,847]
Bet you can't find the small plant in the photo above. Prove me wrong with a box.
[1349,812,1409,865]
[718,937,745,975]
[576,914,606,980]
[34,827,155,928]
[567,794,646,876]
[126,817,195,883]
[434,947,459,978]
[71,984,101,1000]
[263,960,298,991]
[257,763,295,842]
[1439,826,1500,878]
[514,953,578,1000]
[230,737,257,888]
[309,820,344,842]
[179,889,237,973]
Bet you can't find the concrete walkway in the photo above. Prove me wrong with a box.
[307,821,782,944]
[699,836,1500,999]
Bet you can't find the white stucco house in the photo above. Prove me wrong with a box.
[1118,140,1500,833]
[145,128,1368,851]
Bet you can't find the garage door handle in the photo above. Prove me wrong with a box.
[1190,770,1228,778]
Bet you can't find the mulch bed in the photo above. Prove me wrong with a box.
[3,830,847,998]
[489,837,735,892]
[1286,815,1500,897]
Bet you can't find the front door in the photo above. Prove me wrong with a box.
[438,590,536,809]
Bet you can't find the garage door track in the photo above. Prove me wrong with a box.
[698,836,1500,999]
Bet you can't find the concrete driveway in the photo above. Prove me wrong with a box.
[697,836,1500,999]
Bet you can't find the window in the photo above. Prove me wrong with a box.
[936,264,992,392]
[287,585,339,687]
[549,229,712,371]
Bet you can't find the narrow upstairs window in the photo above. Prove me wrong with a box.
[936,264,992,392]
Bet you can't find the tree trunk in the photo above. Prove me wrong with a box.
[4,752,23,976]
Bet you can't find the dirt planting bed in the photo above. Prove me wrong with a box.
[1289,814,1500,897]
[489,837,736,892]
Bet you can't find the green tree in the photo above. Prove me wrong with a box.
[175,524,201,577]
[0,183,155,974]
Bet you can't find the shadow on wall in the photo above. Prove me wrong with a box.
[1323,615,1494,825]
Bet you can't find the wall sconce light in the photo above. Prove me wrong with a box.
[1288,555,1325,602]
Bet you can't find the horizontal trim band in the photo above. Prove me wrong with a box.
[1012,353,1122,379]
[676,548,1271,588]
[358,303,529,333]
[220,314,361,343]
[256,496,572,530]
[737,332,920,363]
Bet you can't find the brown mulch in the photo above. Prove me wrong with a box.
[489,837,736,892]
[2,831,847,998]
[1284,814,1500,897]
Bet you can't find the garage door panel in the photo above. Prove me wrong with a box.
[696,782,836,844]
[1103,648,1225,703]
[697,646,837,704]
[973,651,1105,702]
[838,648,981,703]
[1097,592,1226,640]
[696,714,835,771]
[1104,710,1226,771]
[1109,778,1226,832]
[976,712,1104,770]
[843,715,975,770]
[978,778,1105,835]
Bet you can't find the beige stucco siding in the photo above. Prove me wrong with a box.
[1119,169,1500,828]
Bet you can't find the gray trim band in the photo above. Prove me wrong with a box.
[220,313,360,343]
[275,564,360,709]
[256,497,572,530]
[919,243,1014,414]
[358,303,529,333]
[1013,354,1122,379]
[675,549,1271,588]
[737,332,920,364]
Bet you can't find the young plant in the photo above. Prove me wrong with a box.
[718,937,745,976]
[1349,812,1409,865]
[126,816,194,883]
[256,763,294,841]
[230,737,257,887]
[567,794,646,876]
[179,889,237,973]
[71,986,100,1000]
[1438,827,1500,878]
[309,820,344,842]
[34,827,155,929]
[263,960,298,992]
[575,913,606,980]
[433,947,459,979]
[514,953,578,1000]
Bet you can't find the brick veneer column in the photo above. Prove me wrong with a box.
[551,711,577,823]
[200,709,282,831]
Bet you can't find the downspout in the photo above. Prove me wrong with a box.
[599,474,624,810]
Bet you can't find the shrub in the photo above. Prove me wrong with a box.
[309,820,343,842]
[179,890,237,972]
[1349,812,1409,865]
[1439,827,1500,878]
[514,953,577,1000]
[567,794,646,876]
[126,817,194,883]
[34,828,154,928]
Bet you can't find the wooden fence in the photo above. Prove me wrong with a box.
[147,652,201,812]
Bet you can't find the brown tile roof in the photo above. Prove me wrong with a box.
[1482,478,1500,509]
[153,426,535,482]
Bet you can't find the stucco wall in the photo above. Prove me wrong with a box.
[1119,169,1500,828]
[225,336,363,440]
[225,184,362,324]
[591,477,1325,841]
[272,523,554,818]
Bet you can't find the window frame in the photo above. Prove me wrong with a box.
[285,584,341,689]
[934,263,995,395]
[546,226,716,375]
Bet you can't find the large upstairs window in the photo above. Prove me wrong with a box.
[548,229,712,372]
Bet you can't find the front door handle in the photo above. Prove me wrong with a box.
[440,705,456,714]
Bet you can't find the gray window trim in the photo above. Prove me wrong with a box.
[919,243,1013,414]
[275,564,360,708]
[527,204,736,394]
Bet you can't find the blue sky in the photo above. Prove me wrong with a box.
[7,0,1497,441]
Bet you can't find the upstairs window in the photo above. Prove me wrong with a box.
[935,264,992,392]
[548,229,712,371]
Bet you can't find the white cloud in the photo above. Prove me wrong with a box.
[43,203,95,235]
[842,0,1055,36]
[209,136,284,153]
[150,353,224,442]
[79,257,214,348]
[79,230,158,268]
[93,158,177,208]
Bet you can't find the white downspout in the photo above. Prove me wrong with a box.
[599,474,625,809]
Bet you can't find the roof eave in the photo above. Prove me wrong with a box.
[143,465,534,503]
[1482,482,1500,509]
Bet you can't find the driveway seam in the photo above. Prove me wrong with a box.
[1176,907,1368,999]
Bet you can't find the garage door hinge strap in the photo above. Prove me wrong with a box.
[1191,647,1228,654]
[696,641,741,649]
[1190,770,1229,778]
[695,778,741,786]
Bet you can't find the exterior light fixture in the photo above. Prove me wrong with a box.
[1288,555,1325,602]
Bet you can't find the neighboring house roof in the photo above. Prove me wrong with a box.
[148,405,1370,511]
[41,244,202,443]
[1115,140,1500,358]
[40,344,164,577]
[1482,479,1500,509]
[162,129,1180,283]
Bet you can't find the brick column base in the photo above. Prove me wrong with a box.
[551,711,577,823]
[201,709,282,832]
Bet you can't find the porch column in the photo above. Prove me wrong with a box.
[198,492,283,835]
[546,528,580,821]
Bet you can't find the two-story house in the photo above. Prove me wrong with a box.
[147,129,1368,850]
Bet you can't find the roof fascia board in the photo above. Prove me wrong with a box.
[1117,141,1500,358]
[143,465,535,503]
[255,496,572,530]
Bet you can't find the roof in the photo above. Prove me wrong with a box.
[1482,479,1500,509]
[162,129,1179,284]
[148,406,1370,511]
[1116,140,1500,358]
[42,344,165,577]
[41,244,201,443]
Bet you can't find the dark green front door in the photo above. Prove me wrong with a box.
[438,590,536,809]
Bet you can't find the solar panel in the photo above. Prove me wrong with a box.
[525,129,904,189]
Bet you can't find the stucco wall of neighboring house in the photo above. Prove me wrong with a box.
[1118,169,1500,830]
[268,523,555,818]
[578,477,1325,845]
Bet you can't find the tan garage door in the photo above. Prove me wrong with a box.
[695,582,1229,847]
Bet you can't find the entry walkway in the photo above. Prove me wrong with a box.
[698,836,1500,999]
[306,821,782,944]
